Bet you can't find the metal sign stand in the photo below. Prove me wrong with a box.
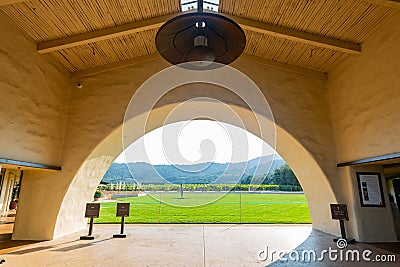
[113,216,126,238]
[80,203,100,240]
[330,204,355,244]
[80,217,95,240]
[113,203,130,238]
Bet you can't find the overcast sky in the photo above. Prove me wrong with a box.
[115,120,276,165]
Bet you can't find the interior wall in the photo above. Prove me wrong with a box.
[0,11,71,240]
[1,3,398,243]
[2,6,342,240]
[44,59,340,240]
[328,13,400,163]
[17,60,170,240]
[232,60,340,197]
[0,12,71,166]
[327,13,400,241]
[340,165,397,241]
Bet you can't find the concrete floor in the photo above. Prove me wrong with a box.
[0,210,38,255]
[0,224,398,266]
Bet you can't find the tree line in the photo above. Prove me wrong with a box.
[240,164,301,187]
[99,164,302,192]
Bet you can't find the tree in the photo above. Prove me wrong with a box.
[263,164,300,186]
[240,175,252,184]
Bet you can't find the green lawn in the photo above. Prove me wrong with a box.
[94,193,311,224]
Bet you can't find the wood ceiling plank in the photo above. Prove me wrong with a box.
[0,0,28,6]
[223,13,361,55]
[37,12,178,54]
[4,0,394,74]
[220,0,397,43]
[37,10,362,56]
[366,0,400,8]
[70,51,327,81]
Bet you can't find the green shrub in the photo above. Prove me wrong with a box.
[94,190,102,198]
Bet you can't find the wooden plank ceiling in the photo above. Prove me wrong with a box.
[0,0,398,76]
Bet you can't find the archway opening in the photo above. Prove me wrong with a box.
[46,100,338,240]
[95,120,311,224]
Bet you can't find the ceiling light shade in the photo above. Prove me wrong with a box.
[155,12,246,67]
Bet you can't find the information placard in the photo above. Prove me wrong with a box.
[116,203,130,217]
[84,203,100,218]
[356,172,385,207]
[330,204,349,221]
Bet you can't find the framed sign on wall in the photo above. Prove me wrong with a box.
[356,172,385,207]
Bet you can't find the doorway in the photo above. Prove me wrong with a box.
[388,177,400,240]
[392,179,400,209]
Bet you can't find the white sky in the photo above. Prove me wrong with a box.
[116,120,276,165]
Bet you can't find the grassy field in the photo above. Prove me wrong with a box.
[94,193,311,224]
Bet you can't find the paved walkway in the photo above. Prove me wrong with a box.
[0,225,399,266]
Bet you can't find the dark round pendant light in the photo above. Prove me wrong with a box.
[155,0,246,68]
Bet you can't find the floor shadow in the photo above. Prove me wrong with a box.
[51,243,93,252]
[91,237,113,244]
[365,242,400,255]
[50,239,81,247]
[7,245,53,255]
[1,238,81,255]
[50,237,113,252]
[0,240,38,254]
[0,234,12,241]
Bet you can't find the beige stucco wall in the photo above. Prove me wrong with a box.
[5,8,398,243]
[0,12,71,239]
[29,58,339,240]
[328,13,400,163]
[339,165,397,241]
[0,12,71,166]
[0,12,72,240]
[327,13,400,241]
[13,60,171,240]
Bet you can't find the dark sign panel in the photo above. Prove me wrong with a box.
[356,172,386,207]
[330,204,349,221]
[85,203,100,218]
[116,203,130,217]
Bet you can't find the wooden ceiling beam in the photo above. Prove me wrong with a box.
[71,52,326,80]
[37,12,180,54]
[38,11,362,55]
[70,53,162,78]
[0,0,28,6]
[222,13,361,55]
[364,0,400,8]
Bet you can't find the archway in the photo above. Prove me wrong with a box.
[11,59,341,241]
[52,99,337,238]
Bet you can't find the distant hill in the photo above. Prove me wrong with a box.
[102,155,285,184]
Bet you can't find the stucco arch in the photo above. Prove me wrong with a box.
[12,58,341,241]
[5,13,399,243]
[53,99,337,238]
